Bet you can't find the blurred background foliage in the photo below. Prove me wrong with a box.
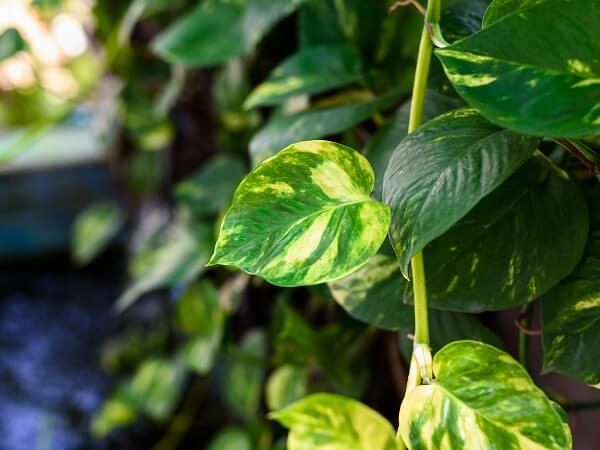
[0,0,599,449]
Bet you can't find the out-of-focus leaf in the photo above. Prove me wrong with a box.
[126,357,187,421]
[174,156,246,217]
[116,218,213,311]
[175,280,225,374]
[0,28,27,61]
[249,90,401,165]
[224,329,267,421]
[244,45,363,109]
[90,387,137,438]
[266,365,308,411]
[152,0,303,67]
[207,428,252,450]
[271,393,399,450]
[71,201,124,266]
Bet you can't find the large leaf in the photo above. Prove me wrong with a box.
[209,140,390,287]
[71,201,124,266]
[175,281,224,374]
[424,161,588,312]
[152,0,302,67]
[271,393,399,450]
[543,188,600,385]
[435,0,600,137]
[174,156,246,217]
[383,108,537,275]
[116,219,213,311]
[244,45,363,109]
[399,341,572,450]
[482,0,539,27]
[250,90,401,165]
[365,91,463,199]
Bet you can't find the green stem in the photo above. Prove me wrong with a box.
[518,303,533,370]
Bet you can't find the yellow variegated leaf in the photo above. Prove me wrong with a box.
[399,341,572,450]
[208,140,390,287]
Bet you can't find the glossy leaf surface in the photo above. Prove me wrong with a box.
[482,0,539,27]
[399,341,572,450]
[209,140,390,287]
[250,90,401,164]
[272,393,399,450]
[424,162,588,311]
[244,45,362,109]
[436,0,600,137]
[543,189,600,386]
[383,109,537,275]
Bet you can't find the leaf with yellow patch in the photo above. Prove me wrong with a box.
[399,341,572,450]
[208,140,390,287]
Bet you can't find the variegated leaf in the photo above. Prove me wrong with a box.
[244,45,363,109]
[436,0,600,137]
[271,393,400,450]
[209,140,390,287]
[543,188,600,386]
[383,108,537,275]
[399,341,572,450]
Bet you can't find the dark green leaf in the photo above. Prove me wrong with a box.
[436,0,600,137]
[250,90,401,165]
[441,0,490,42]
[152,0,302,67]
[424,161,588,312]
[174,156,246,217]
[0,28,26,61]
[271,393,399,450]
[543,188,600,386]
[482,0,539,27]
[399,341,572,449]
[209,141,390,287]
[365,91,463,199]
[244,45,363,109]
[383,108,537,275]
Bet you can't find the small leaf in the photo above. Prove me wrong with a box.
[399,341,572,450]
[383,108,537,275]
[207,428,252,450]
[175,281,224,374]
[0,28,26,62]
[543,188,600,386]
[245,45,362,109]
[436,0,600,137]
[266,365,308,411]
[152,0,302,67]
[117,218,213,311]
[424,161,588,311]
[250,90,402,165]
[174,156,246,217]
[224,329,267,421]
[209,140,390,287]
[271,393,400,450]
[71,201,124,266]
[90,387,137,438]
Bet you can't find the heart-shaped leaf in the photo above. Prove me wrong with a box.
[209,140,390,286]
[399,340,572,449]
[383,108,537,275]
[272,393,400,450]
[436,0,600,137]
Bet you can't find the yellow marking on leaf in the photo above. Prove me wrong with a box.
[574,295,600,311]
[311,160,366,202]
[283,212,332,266]
[567,59,593,77]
